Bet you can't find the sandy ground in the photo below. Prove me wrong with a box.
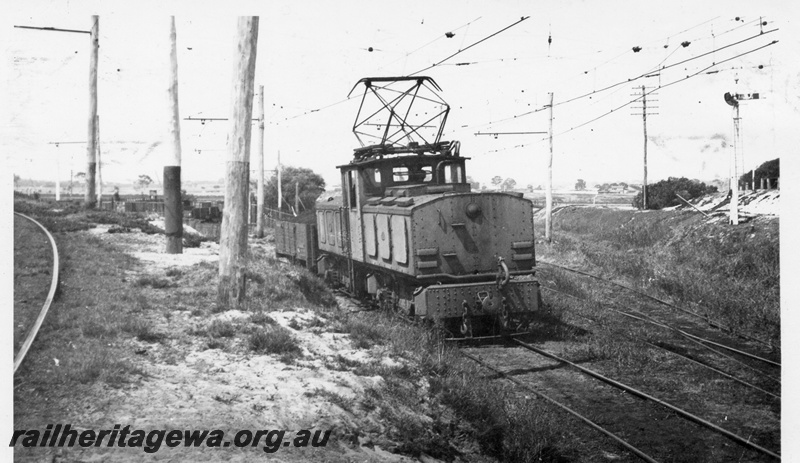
[29,226,448,463]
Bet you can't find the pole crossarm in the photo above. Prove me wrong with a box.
[14,25,91,34]
[474,131,547,136]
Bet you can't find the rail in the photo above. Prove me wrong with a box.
[13,212,60,373]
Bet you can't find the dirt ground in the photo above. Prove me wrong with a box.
[14,225,465,463]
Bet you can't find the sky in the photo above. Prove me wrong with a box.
[2,0,799,458]
[2,0,799,192]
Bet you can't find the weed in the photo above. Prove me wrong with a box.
[121,317,166,343]
[306,388,355,411]
[165,268,183,278]
[133,276,174,289]
[206,339,227,350]
[249,326,303,360]
[206,319,237,338]
[249,311,276,326]
[344,317,385,349]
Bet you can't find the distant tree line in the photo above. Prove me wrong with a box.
[633,177,717,210]
[739,158,779,186]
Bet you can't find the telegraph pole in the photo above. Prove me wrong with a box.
[96,115,102,205]
[14,18,97,206]
[165,16,183,253]
[631,86,658,209]
[85,16,99,208]
[277,150,282,212]
[256,85,266,238]
[546,92,554,242]
[218,16,259,309]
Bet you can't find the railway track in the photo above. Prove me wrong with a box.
[536,261,781,399]
[460,336,780,462]
[13,212,60,373]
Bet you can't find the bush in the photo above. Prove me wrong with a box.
[632,177,717,210]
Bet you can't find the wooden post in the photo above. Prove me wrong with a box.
[96,115,102,206]
[218,16,259,309]
[641,85,648,210]
[164,16,183,254]
[545,92,553,243]
[294,181,300,215]
[277,150,282,212]
[256,85,265,238]
[85,15,99,208]
[55,149,60,201]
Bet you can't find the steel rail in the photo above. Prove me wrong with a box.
[542,286,781,384]
[13,212,60,373]
[460,350,661,463]
[538,260,775,349]
[510,338,781,460]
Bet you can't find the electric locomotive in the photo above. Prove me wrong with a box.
[276,76,542,336]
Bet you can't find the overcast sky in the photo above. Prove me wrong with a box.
[2,0,799,191]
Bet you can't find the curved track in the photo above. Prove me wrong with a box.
[13,212,60,373]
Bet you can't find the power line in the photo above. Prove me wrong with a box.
[466,28,778,131]
[409,16,530,76]
[471,39,778,155]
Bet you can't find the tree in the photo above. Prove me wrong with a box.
[466,176,480,191]
[14,174,20,187]
[135,174,153,192]
[632,177,717,210]
[501,177,517,191]
[575,179,586,190]
[264,166,325,213]
[491,176,503,188]
[739,158,779,187]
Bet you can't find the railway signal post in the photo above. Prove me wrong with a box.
[218,16,259,308]
[723,91,759,225]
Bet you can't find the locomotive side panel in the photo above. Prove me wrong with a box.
[361,212,414,276]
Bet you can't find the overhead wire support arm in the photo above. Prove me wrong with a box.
[13,25,91,34]
[474,131,547,136]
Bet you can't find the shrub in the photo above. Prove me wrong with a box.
[632,177,717,209]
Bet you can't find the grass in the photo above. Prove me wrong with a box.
[540,207,780,347]
[248,325,303,361]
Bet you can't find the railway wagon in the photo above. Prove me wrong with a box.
[273,76,542,336]
[274,211,317,269]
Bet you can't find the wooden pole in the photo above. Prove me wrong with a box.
[641,85,648,210]
[164,16,183,254]
[96,115,102,206]
[55,149,60,201]
[256,85,265,238]
[545,92,553,243]
[218,16,259,309]
[294,181,300,215]
[277,150,282,212]
[84,15,99,208]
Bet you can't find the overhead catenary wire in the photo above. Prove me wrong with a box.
[409,16,530,76]
[466,28,778,132]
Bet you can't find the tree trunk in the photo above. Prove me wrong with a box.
[218,16,259,309]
